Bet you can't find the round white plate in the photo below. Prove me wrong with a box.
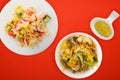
[0,0,58,55]
[55,32,102,79]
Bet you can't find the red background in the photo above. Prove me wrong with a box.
[0,0,120,80]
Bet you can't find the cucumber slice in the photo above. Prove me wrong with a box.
[5,26,12,32]
[43,15,51,22]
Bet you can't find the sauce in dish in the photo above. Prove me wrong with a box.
[94,21,111,37]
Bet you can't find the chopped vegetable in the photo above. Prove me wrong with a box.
[16,13,22,18]
[43,15,51,22]
[35,32,39,36]
[17,34,23,38]
[5,26,12,32]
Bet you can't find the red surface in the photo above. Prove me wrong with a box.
[0,0,120,80]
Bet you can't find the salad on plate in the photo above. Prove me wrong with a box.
[4,5,51,47]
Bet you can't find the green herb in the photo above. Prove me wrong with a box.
[82,54,87,61]
[16,13,22,18]
[93,57,98,62]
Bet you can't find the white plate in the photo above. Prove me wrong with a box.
[55,32,102,79]
[0,0,58,55]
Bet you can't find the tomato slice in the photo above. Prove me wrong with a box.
[8,31,15,37]
[39,32,45,36]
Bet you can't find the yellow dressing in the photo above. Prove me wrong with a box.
[94,21,111,37]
